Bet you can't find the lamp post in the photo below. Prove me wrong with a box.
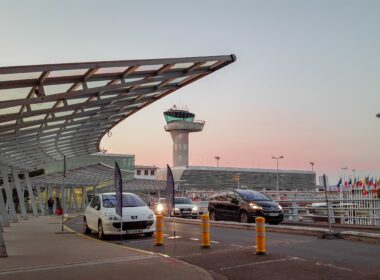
[272,155,284,200]
[309,162,315,171]
[214,156,220,167]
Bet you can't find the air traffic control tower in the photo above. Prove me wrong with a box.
[164,106,205,167]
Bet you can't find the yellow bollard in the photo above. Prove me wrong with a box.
[201,214,210,248]
[255,216,266,255]
[155,214,164,246]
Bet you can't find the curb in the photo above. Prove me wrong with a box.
[165,217,380,243]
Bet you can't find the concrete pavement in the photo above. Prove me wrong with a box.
[0,215,211,280]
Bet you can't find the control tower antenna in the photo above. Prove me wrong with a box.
[164,106,205,168]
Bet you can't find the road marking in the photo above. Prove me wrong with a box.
[315,262,353,272]
[220,257,301,271]
[0,255,159,275]
[210,241,219,244]
[168,236,182,239]
[190,238,199,241]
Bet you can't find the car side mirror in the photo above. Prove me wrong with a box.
[231,198,239,204]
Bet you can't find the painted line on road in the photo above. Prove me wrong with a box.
[0,255,159,275]
[219,257,303,271]
[190,238,199,241]
[315,262,353,272]
[210,241,219,244]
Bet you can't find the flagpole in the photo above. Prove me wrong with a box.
[61,155,66,232]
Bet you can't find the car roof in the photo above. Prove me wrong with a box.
[98,192,134,196]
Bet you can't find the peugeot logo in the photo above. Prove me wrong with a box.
[131,216,137,220]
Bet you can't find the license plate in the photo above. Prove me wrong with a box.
[268,213,279,217]
[181,211,190,214]
[126,229,143,234]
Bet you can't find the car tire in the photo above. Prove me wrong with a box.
[192,216,198,219]
[209,211,217,221]
[269,221,281,225]
[144,232,154,237]
[83,217,91,235]
[239,211,249,223]
[98,220,106,240]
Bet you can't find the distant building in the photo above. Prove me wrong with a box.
[156,166,316,191]
[134,165,158,179]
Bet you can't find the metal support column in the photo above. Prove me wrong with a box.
[24,171,38,217]
[72,188,78,210]
[0,185,9,227]
[0,221,7,257]
[36,185,45,216]
[12,169,27,219]
[0,167,17,222]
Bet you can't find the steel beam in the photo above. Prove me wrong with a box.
[12,169,27,219]
[24,171,38,217]
[0,167,17,222]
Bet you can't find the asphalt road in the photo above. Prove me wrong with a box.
[66,216,380,280]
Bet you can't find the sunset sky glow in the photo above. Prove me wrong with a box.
[1,0,379,183]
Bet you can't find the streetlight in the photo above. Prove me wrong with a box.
[272,155,284,200]
[309,162,315,171]
[214,156,220,167]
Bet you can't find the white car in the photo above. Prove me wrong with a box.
[173,197,198,219]
[84,192,156,239]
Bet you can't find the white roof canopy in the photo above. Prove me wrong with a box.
[0,55,236,171]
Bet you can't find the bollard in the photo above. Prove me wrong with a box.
[201,214,210,248]
[155,214,164,246]
[255,216,266,255]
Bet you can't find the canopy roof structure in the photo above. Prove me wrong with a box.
[29,162,165,191]
[0,55,236,171]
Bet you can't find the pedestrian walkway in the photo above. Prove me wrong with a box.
[0,216,211,280]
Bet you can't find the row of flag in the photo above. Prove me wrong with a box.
[336,177,380,195]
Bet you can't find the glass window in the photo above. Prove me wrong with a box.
[150,170,155,176]
[235,190,271,201]
[136,170,141,175]
[102,194,146,208]
[215,192,227,201]
[90,196,100,209]
[174,198,192,204]
[144,170,149,175]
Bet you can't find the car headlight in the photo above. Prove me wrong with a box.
[277,204,283,210]
[192,206,198,211]
[148,212,154,219]
[157,204,163,212]
[173,207,180,212]
[249,203,263,210]
[104,213,119,220]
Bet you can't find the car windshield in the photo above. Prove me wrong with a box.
[175,198,192,204]
[102,194,146,208]
[235,190,271,201]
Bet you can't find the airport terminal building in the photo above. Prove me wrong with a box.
[157,166,316,192]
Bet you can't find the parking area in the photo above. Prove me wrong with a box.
[66,215,380,280]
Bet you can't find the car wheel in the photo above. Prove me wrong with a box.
[239,211,249,223]
[144,232,154,237]
[269,221,281,225]
[98,220,106,240]
[83,217,91,234]
[192,216,198,219]
[209,211,217,221]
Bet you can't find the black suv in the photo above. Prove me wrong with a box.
[208,189,283,224]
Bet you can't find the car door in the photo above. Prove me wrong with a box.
[224,191,241,220]
[87,195,101,230]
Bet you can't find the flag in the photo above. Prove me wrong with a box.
[344,179,348,188]
[115,162,123,217]
[166,165,175,216]
[348,178,352,188]
[336,178,342,192]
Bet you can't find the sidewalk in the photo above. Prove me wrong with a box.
[0,216,211,280]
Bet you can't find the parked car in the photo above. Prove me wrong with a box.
[153,197,198,218]
[84,192,156,239]
[196,201,209,215]
[208,189,283,224]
